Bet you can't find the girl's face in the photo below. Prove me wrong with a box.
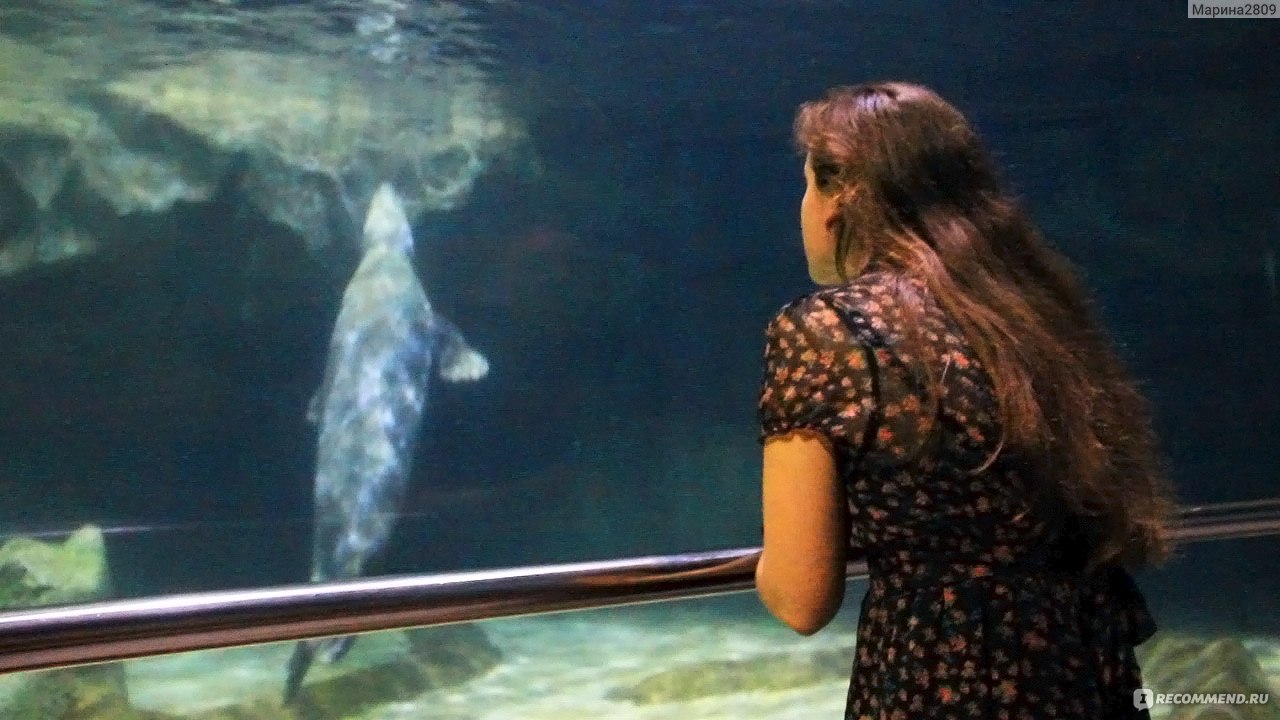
[800,154,841,285]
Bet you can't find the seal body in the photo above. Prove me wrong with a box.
[284,183,487,703]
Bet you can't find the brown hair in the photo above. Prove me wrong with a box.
[794,81,1177,571]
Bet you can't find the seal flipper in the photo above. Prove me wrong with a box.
[283,640,316,704]
[320,635,357,663]
[433,316,489,382]
[283,635,357,704]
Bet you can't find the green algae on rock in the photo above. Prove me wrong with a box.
[1137,633,1280,720]
[607,646,855,704]
[0,525,109,610]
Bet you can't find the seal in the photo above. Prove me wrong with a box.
[284,182,488,703]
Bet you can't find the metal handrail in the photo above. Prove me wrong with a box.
[0,499,1277,676]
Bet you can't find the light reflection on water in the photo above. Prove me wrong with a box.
[0,0,500,81]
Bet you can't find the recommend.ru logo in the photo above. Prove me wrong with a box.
[1135,689,1271,709]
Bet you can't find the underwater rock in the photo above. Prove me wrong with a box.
[1137,633,1279,720]
[284,625,502,715]
[236,153,352,261]
[0,35,528,275]
[74,122,228,217]
[403,623,504,687]
[607,646,854,704]
[0,37,100,259]
[0,525,109,609]
[242,660,432,720]
[0,37,100,149]
[0,529,132,719]
[0,131,76,212]
[0,663,162,720]
[156,625,501,719]
[0,212,98,277]
[85,49,526,255]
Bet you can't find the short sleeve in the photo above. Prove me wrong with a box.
[757,295,878,450]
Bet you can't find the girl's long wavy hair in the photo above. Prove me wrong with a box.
[794,81,1177,571]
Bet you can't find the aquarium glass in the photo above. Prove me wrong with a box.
[0,0,1276,682]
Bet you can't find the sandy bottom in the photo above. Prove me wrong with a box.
[124,595,857,719]
[7,592,1279,719]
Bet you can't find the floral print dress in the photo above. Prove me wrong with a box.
[758,271,1158,720]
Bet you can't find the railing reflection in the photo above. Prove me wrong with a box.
[0,498,1276,676]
